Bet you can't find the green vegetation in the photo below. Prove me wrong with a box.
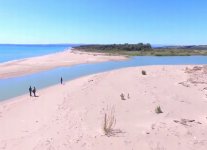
[76,43,152,51]
[74,44,207,56]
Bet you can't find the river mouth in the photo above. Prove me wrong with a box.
[0,56,207,101]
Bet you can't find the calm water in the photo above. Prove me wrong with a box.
[0,44,76,63]
[0,56,207,101]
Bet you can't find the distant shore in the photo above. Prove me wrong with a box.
[0,49,126,79]
[74,44,207,56]
[0,65,207,149]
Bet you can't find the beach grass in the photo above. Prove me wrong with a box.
[155,106,163,114]
[103,106,116,136]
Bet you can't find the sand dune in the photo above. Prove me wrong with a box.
[0,65,207,150]
[0,49,126,79]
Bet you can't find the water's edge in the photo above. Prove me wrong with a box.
[0,44,73,63]
[1,56,207,101]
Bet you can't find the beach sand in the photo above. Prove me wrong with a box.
[0,65,207,150]
[0,49,126,79]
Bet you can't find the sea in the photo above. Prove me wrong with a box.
[0,44,76,63]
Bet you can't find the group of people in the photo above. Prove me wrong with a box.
[29,86,37,97]
[29,77,64,97]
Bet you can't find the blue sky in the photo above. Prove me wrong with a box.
[0,0,207,45]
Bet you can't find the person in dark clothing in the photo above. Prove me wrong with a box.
[29,86,32,97]
[33,86,36,97]
[61,77,63,85]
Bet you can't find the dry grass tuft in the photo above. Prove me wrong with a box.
[103,106,116,136]
[120,93,126,100]
[142,70,147,75]
[155,106,163,114]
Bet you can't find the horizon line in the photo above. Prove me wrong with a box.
[0,43,207,46]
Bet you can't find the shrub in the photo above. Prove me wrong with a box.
[103,106,116,136]
[142,70,147,75]
[120,93,126,100]
[155,106,163,114]
[127,93,130,99]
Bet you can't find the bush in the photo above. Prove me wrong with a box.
[120,93,126,100]
[142,70,147,75]
[103,106,116,136]
[155,106,163,114]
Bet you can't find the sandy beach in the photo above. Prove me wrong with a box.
[0,65,207,150]
[0,49,126,79]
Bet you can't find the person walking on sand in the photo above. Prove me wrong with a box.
[29,86,32,97]
[61,77,63,85]
[33,86,36,97]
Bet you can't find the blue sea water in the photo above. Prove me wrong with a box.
[0,44,75,63]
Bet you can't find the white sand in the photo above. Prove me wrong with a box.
[0,65,207,150]
[0,49,126,79]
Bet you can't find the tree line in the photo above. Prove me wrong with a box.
[75,43,152,51]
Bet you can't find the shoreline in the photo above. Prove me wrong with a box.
[0,47,70,64]
[0,65,207,149]
[0,64,205,102]
[0,49,127,79]
[0,64,203,104]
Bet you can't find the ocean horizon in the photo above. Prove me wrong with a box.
[0,44,80,63]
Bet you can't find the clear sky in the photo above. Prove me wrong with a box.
[0,0,207,45]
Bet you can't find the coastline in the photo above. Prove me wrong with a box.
[74,45,207,56]
[0,48,127,79]
[0,65,207,149]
